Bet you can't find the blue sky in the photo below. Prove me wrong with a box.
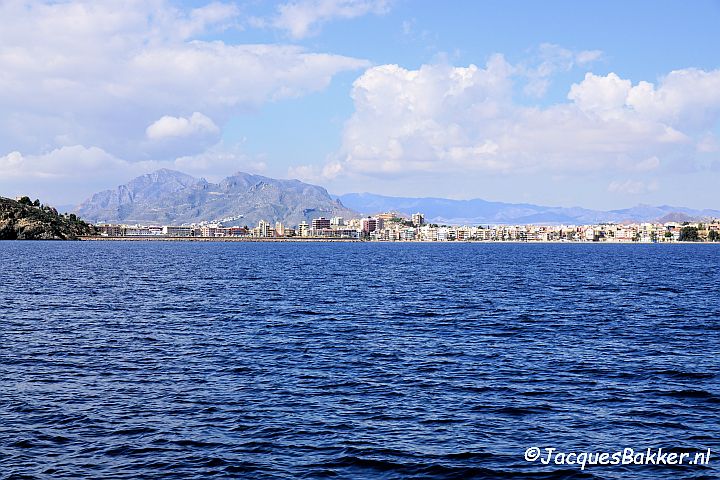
[0,0,719,210]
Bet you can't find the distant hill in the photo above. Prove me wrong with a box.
[0,196,95,240]
[76,169,357,226]
[337,193,720,225]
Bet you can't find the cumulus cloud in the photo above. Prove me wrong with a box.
[268,0,391,38]
[568,72,631,115]
[0,145,163,203]
[326,60,720,180]
[0,0,369,160]
[0,142,269,203]
[146,112,219,140]
[0,146,134,179]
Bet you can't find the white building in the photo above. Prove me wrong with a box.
[162,226,193,237]
[257,220,271,238]
[297,221,310,237]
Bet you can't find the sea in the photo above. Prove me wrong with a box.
[1,241,719,479]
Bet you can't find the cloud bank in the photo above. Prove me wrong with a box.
[321,59,720,180]
[0,0,368,160]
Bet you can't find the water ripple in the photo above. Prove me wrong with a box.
[1,242,719,479]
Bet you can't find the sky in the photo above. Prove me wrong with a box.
[0,0,719,210]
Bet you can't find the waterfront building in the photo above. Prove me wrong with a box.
[361,217,378,234]
[86,217,720,243]
[312,217,331,231]
[401,228,415,241]
[162,226,193,237]
[298,221,309,237]
[125,225,152,236]
[96,224,124,237]
[411,212,425,226]
[226,226,248,236]
[256,220,271,238]
[200,224,222,237]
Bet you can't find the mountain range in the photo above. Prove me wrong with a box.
[76,169,356,226]
[337,193,720,225]
[74,169,720,226]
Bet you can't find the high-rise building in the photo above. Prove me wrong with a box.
[361,217,378,234]
[257,220,271,237]
[298,221,309,237]
[412,212,425,226]
[275,222,285,237]
[311,217,331,230]
[330,216,344,226]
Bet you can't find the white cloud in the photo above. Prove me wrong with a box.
[575,49,603,66]
[568,72,631,115]
[180,2,241,39]
[174,144,267,180]
[0,146,134,179]
[608,179,659,195]
[288,164,323,182]
[0,0,369,160]
[0,145,162,203]
[269,0,391,39]
[146,112,219,140]
[697,134,719,153]
[521,44,604,97]
[327,60,720,180]
[634,156,661,172]
[0,142,268,203]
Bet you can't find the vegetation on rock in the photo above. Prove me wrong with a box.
[0,196,96,240]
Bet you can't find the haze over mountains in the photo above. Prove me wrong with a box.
[76,169,720,226]
[337,193,720,225]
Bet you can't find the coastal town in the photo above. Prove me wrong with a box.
[94,212,720,242]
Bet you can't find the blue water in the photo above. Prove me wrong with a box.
[1,242,719,479]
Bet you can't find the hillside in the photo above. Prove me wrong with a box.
[76,169,357,226]
[0,197,95,240]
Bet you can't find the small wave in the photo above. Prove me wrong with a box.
[173,439,223,448]
[653,369,716,380]
[110,426,156,436]
[492,405,554,416]
[659,389,717,400]
[104,445,169,456]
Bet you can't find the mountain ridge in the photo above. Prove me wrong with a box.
[336,192,720,225]
[74,169,720,226]
[77,169,357,226]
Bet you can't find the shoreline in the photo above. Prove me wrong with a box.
[79,236,361,242]
[77,236,719,244]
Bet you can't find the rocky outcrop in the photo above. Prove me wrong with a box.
[0,197,96,240]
